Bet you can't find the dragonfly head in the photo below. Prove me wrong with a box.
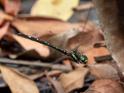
[79,55,88,64]
[71,50,88,64]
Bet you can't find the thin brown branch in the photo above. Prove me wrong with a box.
[74,2,94,11]
[95,55,112,62]
[0,58,72,72]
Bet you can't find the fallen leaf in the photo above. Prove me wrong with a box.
[0,0,21,15]
[11,18,83,37]
[85,79,124,93]
[11,34,50,58]
[31,0,79,21]
[59,67,89,93]
[0,65,39,93]
[46,73,65,93]
[89,63,120,80]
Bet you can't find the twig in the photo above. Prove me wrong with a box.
[0,58,72,72]
[94,41,106,48]
[95,55,113,62]
[74,2,94,11]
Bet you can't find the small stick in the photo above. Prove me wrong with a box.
[0,58,72,72]
[94,41,106,48]
[74,2,94,11]
[95,55,112,62]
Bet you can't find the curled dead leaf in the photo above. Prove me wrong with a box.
[11,18,83,38]
[85,79,124,93]
[0,65,39,93]
[59,67,89,93]
[89,63,120,80]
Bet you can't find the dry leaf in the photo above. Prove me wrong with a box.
[12,18,83,37]
[85,79,124,93]
[0,0,21,15]
[31,0,79,21]
[46,73,65,93]
[59,67,89,93]
[11,34,50,58]
[0,65,39,93]
[89,63,120,80]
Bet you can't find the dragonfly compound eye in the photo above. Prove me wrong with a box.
[80,55,88,64]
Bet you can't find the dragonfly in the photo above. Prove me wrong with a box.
[18,33,88,64]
